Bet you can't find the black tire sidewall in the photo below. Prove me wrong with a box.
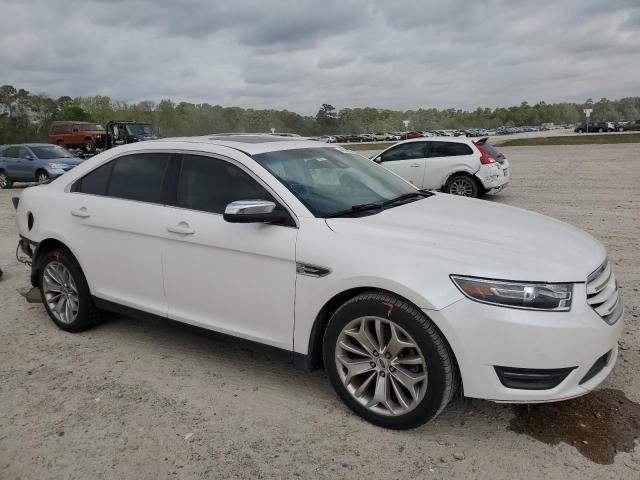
[38,248,97,332]
[84,139,95,152]
[36,170,49,183]
[323,293,453,429]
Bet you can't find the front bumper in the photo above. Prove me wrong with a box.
[428,283,623,402]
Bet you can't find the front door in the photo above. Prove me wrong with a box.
[377,142,428,187]
[161,153,298,350]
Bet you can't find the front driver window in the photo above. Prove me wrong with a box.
[381,142,427,162]
[177,154,274,215]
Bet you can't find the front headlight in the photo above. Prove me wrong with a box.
[48,163,68,169]
[451,276,572,311]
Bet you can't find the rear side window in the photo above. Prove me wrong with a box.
[427,142,473,157]
[74,162,113,195]
[380,142,427,162]
[3,146,20,158]
[108,153,170,203]
[73,153,170,203]
[177,154,273,214]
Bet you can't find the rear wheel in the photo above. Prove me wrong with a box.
[445,174,479,197]
[323,291,457,429]
[56,140,65,148]
[598,128,604,133]
[618,127,624,132]
[38,248,101,332]
[0,170,12,189]
[577,128,584,133]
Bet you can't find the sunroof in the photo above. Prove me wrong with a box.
[208,135,297,144]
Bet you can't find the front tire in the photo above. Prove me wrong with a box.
[84,139,96,153]
[38,248,101,332]
[0,170,12,189]
[36,170,49,184]
[323,291,457,429]
[445,174,479,197]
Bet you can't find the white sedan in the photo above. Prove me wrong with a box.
[15,135,622,429]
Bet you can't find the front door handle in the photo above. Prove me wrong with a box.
[70,207,90,218]
[410,163,421,167]
[166,222,194,235]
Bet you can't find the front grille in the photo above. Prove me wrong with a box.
[495,366,576,390]
[580,350,611,385]
[586,261,622,325]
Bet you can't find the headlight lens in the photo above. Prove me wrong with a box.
[48,162,68,169]
[451,276,572,311]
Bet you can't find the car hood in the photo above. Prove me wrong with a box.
[325,194,605,283]
[45,158,82,166]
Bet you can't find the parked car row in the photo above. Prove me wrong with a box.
[574,120,640,133]
[0,144,82,188]
[13,133,622,430]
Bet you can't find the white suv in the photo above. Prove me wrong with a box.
[15,135,622,429]
[372,137,509,197]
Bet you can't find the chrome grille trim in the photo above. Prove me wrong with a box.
[586,260,622,325]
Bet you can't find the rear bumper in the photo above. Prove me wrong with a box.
[476,164,509,192]
[427,284,623,403]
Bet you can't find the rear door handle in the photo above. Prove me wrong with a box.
[70,207,90,218]
[166,222,194,235]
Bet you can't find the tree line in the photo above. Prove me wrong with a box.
[1,84,639,144]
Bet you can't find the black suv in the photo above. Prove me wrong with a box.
[574,122,614,133]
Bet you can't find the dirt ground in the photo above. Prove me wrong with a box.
[1,143,639,479]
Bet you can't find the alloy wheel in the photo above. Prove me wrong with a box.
[42,261,79,324]
[449,178,474,196]
[38,172,49,184]
[0,173,7,188]
[335,316,428,416]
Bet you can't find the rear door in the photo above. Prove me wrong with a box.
[1,147,23,179]
[376,142,428,187]
[423,141,476,189]
[69,152,172,315]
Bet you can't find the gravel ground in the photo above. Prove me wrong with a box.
[1,143,639,479]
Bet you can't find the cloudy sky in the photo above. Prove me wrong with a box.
[1,0,639,114]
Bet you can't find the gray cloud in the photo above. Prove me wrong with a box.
[0,0,638,114]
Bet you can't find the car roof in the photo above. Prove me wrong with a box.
[151,134,332,155]
[401,136,475,145]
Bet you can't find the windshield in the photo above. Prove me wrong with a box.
[30,145,76,159]
[82,124,104,131]
[253,147,418,217]
[125,124,154,136]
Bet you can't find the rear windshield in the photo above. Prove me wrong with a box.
[479,142,505,160]
[81,124,105,131]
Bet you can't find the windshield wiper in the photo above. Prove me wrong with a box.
[381,190,433,207]
[326,203,383,218]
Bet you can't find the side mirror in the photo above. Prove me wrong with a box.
[223,200,287,224]
[373,156,383,163]
[24,154,33,160]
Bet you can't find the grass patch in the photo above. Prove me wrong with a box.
[338,142,397,151]
[496,133,640,147]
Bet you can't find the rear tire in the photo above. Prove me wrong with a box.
[445,174,479,198]
[0,170,12,189]
[598,128,604,133]
[38,247,101,332]
[577,128,584,133]
[323,291,458,429]
[56,140,66,148]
